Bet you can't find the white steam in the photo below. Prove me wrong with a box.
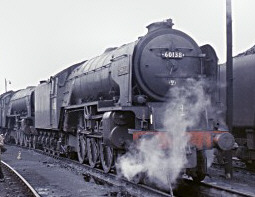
[117,79,213,186]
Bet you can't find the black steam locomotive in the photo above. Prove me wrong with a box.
[0,19,234,181]
[220,46,255,166]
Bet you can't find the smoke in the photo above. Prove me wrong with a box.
[117,78,213,186]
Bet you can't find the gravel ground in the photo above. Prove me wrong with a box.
[204,166,255,196]
[2,145,255,197]
[173,166,255,197]
[0,163,34,197]
[1,145,124,197]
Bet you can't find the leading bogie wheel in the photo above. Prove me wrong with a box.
[99,141,113,173]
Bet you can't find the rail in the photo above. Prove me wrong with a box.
[1,160,40,197]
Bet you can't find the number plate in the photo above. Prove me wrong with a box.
[161,51,184,59]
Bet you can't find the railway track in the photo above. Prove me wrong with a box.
[1,160,40,197]
[178,177,255,197]
[34,148,173,197]
[9,144,255,197]
[200,180,255,197]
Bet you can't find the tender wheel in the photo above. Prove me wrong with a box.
[32,136,37,149]
[87,138,99,168]
[28,136,32,148]
[15,131,19,145]
[24,135,29,147]
[19,132,24,146]
[77,134,87,164]
[99,141,113,173]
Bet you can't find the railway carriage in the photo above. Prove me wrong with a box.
[220,46,255,166]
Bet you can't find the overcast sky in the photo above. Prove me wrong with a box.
[0,0,254,93]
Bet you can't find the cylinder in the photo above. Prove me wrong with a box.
[213,132,234,151]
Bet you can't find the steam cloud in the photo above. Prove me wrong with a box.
[117,78,214,187]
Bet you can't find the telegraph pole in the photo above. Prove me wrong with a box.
[226,0,233,131]
[225,0,233,178]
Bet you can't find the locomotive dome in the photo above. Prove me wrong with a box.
[133,19,203,101]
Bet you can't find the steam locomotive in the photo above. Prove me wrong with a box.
[220,46,255,167]
[0,19,234,182]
